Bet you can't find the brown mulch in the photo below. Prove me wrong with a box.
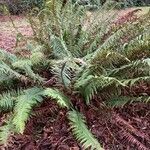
[3,98,150,150]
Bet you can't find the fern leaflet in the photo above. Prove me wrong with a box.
[44,88,72,109]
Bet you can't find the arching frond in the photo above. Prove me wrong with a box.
[124,30,150,60]
[122,76,150,86]
[90,50,130,68]
[106,96,150,108]
[109,59,150,79]
[12,87,44,134]
[12,59,44,82]
[0,61,22,80]
[0,90,17,111]
[92,13,150,63]
[75,75,125,104]
[0,49,17,63]
[68,110,103,150]
[51,35,72,58]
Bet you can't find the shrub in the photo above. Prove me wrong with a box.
[5,0,45,15]
[119,0,150,7]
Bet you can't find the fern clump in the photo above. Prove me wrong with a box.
[0,1,150,149]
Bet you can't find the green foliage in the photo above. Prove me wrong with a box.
[12,59,44,82]
[0,90,17,111]
[51,35,72,58]
[106,96,150,108]
[29,5,150,148]
[0,3,9,15]
[68,110,103,150]
[44,88,72,108]
[5,0,45,14]
[75,75,126,104]
[120,0,150,7]
[12,87,44,134]
[44,88,102,149]
[0,118,14,146]
[0,87,44,134]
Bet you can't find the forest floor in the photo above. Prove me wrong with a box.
[0,15,32,52]
[0,7,150,150]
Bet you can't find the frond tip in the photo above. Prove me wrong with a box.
[68,110,103,150]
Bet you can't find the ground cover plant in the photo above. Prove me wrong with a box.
[0,0,150,149]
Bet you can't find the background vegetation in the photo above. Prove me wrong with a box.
[1,0,150,15]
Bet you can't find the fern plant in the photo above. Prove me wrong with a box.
[0,45,103,149]
[26,2,150,148]
[0,1,150,149]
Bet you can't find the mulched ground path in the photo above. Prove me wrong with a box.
[0,8,150,150]
[0,15,32,52]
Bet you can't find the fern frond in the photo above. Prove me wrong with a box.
[75,75,125,104]
[0,116,14,146]
[123,30,150,60]
[90,50,130,68]
[52,59,79,87]
[122,76,150,86]
[109,59,150,79]
[30,52,45,65]
[0,91,17,111]
[106,96,150,108]
[0,49,17,63]
[12,59,44,82]
[0,61,22,80]
[51,35,72,58]
[0,125,11,146]
[106,96,130,107]
[44,88,72,109]
[27,43,45,53]
[68,110,103,150]
[12,87,44,134]
[52,60,72,87]
[92,15,150,63]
